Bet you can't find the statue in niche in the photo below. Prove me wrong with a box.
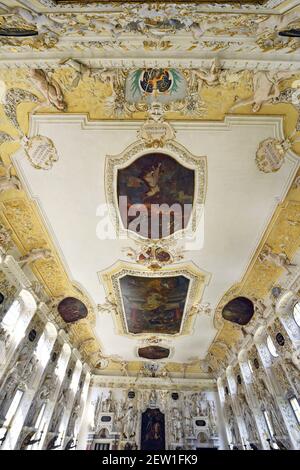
[67,400,81,436]
[0,325,10,358]
[239,394,259,443]
[101,390,114,413]
[225,403,240,447]
[257,379,287,438]
[182,395,193,437]
[149,389,158,407]
[26,373,57,427]
[171,407,184,443]
[0,346,36,419]
[50,388,69,433]
[122,406,137,439]
[207,401,218,437]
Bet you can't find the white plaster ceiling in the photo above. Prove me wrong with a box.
[13,114,299,363]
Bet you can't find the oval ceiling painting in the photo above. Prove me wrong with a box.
[117,153,195,239]
[119,274,190,335]
[138,346,170,360]
[222,296,254,325]
[57,297,88,323]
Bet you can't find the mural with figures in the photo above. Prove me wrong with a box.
[117,153,195,239]
[119,275,190,335]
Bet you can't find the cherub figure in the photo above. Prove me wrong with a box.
[230,71,293,113]
[0,164,21,193]
[30,69,66,111]
[259,244,296,275]
[193,59,221,90]
[19,248,52,268]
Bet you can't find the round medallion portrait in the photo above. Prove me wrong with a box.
[275,332,285,347]
[28,329,37,342]
[57,297,88,323]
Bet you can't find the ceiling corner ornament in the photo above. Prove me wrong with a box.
[22,135,59,170]
[255,133,300,173]
[105,119,206,241]
[0,87,60,171]
[99,261,210,339]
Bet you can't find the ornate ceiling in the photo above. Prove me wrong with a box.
[0,0,300,379]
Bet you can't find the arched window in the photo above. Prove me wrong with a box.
[267,335,278,358]
[2,299,22,329]
[293,302,300,327]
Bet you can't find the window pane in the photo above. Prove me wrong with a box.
[267,335,278,358]
[4,389,23,426]
[289,397,300,425]
[293,302,300,327]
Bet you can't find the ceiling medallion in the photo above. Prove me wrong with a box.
[99,261,210,339]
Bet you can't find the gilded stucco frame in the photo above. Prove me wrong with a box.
[105,139,207,242]
[99,260,210,339]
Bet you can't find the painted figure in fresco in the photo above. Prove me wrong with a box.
[172,407,183,442]
[143,162,162,197]
[122,406,137,439]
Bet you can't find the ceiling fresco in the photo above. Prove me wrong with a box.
[117,152,195,239]
[119,274,190,334]
[0,1,300,378]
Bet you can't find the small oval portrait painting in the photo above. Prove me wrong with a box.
[222,296,254,325]
[138,345,170,360]
[57,297,88,323]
